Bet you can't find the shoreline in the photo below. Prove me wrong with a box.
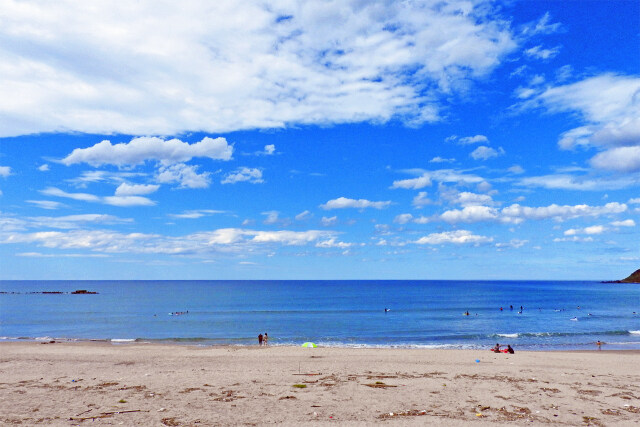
[1,342,639,425]
[3,337,640,352]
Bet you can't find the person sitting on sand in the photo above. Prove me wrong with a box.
[506,345,514,354]
[492,343,500,352]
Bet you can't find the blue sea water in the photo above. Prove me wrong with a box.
[1,280,639,350]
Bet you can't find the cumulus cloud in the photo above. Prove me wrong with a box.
[221,167,264,185]
[391,174,432,190]
[442,191,494,207]
[1,227,338,255]
[115,183,160,196]
[262,211,281,225]
[320,197,391,210]
[433,202,627,225]
[38,164,50,172]
[156,164,211,189]
[264,145,275,155]
[458,135,489,145]
[414,230,493,245]
[508,165,525,174]
[62,137,233,167]
[526,73,640,172]
[0,166,12,177]
[563,225,605,236]
[412,191,432,207]
[316,238,352,248]
[518,173,639,191]
[470,146,504,160]
[430,156,455,163]
[393,214,413,225]
[0,1,518,137]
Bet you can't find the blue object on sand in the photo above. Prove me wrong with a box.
[475,359,480,363]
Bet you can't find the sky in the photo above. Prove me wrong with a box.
[0,0,639,280]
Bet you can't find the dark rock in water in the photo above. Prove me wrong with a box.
[71,289,98,294]
[604,269,640,283]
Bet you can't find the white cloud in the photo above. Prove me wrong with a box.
[262,211,280,225]
[434,202,628,225]
[221,167,263,185]
[414,230,493,245]
[524,45,560,60]
[0,1,518,137]
[0,166,12,177]
[553,236,594,243]
[62,137,233,167]
[1,227,337,254]
[27,200,65,210]
[38,164,50,172]
[264,144,275,155]
[495,239,528,249]
[156,163,211,189]
[391,174,432,190]
[630,198,640,204]
[27,214,133,229]
[441,205,498,223]
[508,165,525,174]
[412,191,432,208]
[527,73,640,172]
[520,12,562,36]
[41,187,100,202]
[444,191,494,207]
[564,225,605,236]
[518,173,639,191]
[320,197,391,210]
[115,183,160,196]
[40,186,155,206]
[295,210,311,221]
[430,156,455,163]
[393,214,413,224]
[316,238,352,249]
[611,219,635,227]
[320,216,337,226]
[168,210,224,219]
[103,196,156,207]
[458,135,488,145]
[470,146,504,160]
[590,147,640,172]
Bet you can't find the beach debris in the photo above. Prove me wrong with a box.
[377,409,429,419]
[301,342,317,348]
[364,382,397,388]
[69,409,147,422]
[157,408,166,412]
[292,384,307,388]
[475,359,480,363]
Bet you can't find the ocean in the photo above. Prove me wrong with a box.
[1,280,639,350]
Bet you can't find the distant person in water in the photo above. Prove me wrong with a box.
[510,305,513,310]
[258,333,263,346]
[264,332,268,346]
[596,340,603,350]
[507,345,514,354]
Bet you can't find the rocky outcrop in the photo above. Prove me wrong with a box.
[620,269,640,283]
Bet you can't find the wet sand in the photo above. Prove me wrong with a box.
[1,342,639,426]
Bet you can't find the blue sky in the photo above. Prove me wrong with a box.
[0,0,639,280]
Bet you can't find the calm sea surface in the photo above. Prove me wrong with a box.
[1,280,639,350]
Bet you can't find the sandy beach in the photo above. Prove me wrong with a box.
[0,342,638,426]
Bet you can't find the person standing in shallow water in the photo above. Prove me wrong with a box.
[258,333,263,346]
[264,333,268,346]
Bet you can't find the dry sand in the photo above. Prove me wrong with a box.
[0,342,639,426]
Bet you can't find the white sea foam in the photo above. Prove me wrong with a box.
[497,333,519,338]
[629,330,640,335]
[110,338,136,343]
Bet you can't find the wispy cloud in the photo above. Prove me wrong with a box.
[320,197,391,210]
